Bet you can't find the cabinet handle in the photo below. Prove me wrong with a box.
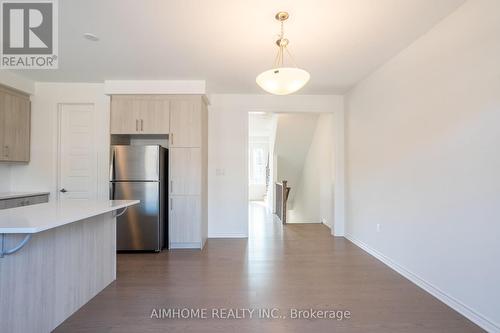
[136,119,139,131]
[141,119,144,131]
[170,198,173,211]
[170,180,173,193]
[4,146,9,158]
[171,133,174,145]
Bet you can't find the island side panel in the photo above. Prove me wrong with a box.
[0,213,116,333]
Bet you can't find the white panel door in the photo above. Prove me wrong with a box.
[58,104,98,200]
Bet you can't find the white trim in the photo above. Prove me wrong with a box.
[206,94,345,240]
[208,233,248,238]
[333,106,345,236]
[170,242,203,249]
[104,80,206,95]
[209,94,343,114]
[345,233,500,333]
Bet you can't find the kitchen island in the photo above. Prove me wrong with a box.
[0,199,139,333]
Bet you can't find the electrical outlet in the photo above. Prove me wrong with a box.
[376,224,381,232]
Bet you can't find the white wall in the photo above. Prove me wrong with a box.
[0,165,11,192]
[208,95,249,237]
[290,113,334,226]
[9,83,110,200]
[274,113,318,206]
[208,94,344,237]
[345,0,500,330]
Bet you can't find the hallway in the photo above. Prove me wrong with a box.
[55,202,481,332]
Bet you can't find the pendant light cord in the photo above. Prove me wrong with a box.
[273,18,298,68]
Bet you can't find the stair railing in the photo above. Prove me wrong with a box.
[275,180,290,224]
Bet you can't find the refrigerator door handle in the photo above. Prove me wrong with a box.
[110,148,116,182]
[109,182,115,200]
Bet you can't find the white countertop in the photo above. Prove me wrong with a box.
[0,200,139,234]
[0,191,50,200]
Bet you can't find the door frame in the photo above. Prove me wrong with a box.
[56,103,99,201]
[239,96,345,237]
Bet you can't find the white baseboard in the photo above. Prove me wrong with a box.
[207,233,248,238]
[169,242,202,249]
[345,233,499,333]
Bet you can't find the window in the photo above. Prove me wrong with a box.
[249,143,268,185]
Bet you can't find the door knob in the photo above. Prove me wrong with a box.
[60,188,67,193]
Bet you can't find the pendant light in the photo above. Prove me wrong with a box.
[256,12,310,95]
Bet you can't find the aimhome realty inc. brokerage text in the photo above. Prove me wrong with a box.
[150,308,352,321]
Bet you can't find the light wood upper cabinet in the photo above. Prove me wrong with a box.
[169,100,201,147]
[110,96,170,134]
[0,86,30,162]
[141,99,170,134]
[110,97,136,134]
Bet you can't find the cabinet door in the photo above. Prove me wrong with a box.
[2,93,30,162]
[169,196,201,245]
[169,148,201,195]
[139,99,170,134]
[0,92,5,161]
[110,97,139,134]
[169,100,201,147]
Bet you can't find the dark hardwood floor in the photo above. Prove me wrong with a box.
[54,202,482,332]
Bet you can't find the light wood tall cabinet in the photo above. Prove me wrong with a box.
[168,96,208,249]
[0,85,31,163]
[110,94,208,249]
[169,148,201,195]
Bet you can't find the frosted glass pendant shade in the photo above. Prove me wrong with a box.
[256,67,310,95]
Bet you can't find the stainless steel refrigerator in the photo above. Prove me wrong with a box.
[109,145,167,251]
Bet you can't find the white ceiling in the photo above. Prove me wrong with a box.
[11,0,465,94]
